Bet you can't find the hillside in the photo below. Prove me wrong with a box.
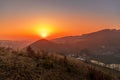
[53,29,120,49]
[53,29,120,45]
[25,39,63,53]
[26,29,120,54]
[0,47,118,80]
[24,39,76,54]
[25,29,120,64]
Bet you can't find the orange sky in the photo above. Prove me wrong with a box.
[0,14,119,40]
[0,0,120,40]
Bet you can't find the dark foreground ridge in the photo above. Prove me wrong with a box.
[0,47,119,80]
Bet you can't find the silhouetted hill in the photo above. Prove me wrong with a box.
[53,29,120,44]
[26,29,120,64]
[25,39,65,53]
[25,39,80,55]
[52,29,120,51]
[53,29,120,63]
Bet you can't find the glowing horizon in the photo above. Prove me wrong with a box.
[0,0,120,40]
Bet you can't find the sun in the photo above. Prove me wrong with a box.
[35,23,55,38]
[40,28,49,38]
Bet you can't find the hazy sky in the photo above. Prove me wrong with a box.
[0,0,120,40]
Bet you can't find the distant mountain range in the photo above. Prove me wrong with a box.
[0,40,33,50]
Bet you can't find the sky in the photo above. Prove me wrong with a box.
[0,0,120,40]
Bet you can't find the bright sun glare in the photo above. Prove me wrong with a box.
[40,28,49,38]
[35,23,54,38]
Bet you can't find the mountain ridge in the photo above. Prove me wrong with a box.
[25,29,120,64]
